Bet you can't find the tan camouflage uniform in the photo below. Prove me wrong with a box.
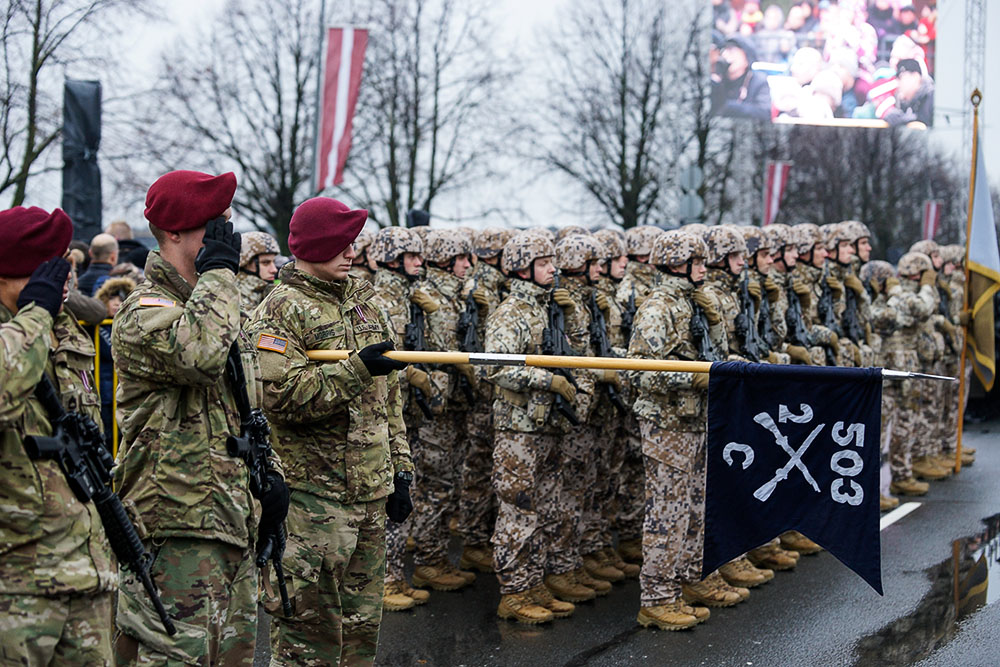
[0,304,116,665]
[112,251,264,666]
[247,263,412,665]
[236,230,279,317]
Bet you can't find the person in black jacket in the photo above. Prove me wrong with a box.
[888,58,934,126]
[711,35,773,121]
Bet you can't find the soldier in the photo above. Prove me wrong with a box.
[939,244,975,466]
[761,224,814,366]
[0,208,116,665]
[840,220,877,367]
[792,223,841,366]
[485,232,580,624]
[408,229,480,591]
[739,226,787,364]
[368,226,433,611]
[617,225,665,316]
[457,227,513,575]
[821,223,865,367]
[884,252,942,495]
[349,229,376,284]
[246,197,413,665]
[557,224,590,240]
[628,229,741,631]
[237,230,280,315]
[113,171,288,665]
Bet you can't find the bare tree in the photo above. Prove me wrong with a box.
[1,0,142,206]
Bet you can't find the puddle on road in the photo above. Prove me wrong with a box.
[853,512,1000,666]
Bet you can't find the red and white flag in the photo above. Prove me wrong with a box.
[315,27,368,191]
[922,199,941,240]
[762,161,791,226]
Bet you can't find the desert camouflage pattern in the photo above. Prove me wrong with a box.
[624,225,663,257]
[423,230,472,265]
[703,225,746,266]
[236,271,274,315]
[501,232,554,274]
[412,413,467,566]
[1,591,113,665]
[419,264,474,408]
[372,267,428,424]
[615,259,660,313]
[369,226,422,265]
[792,261,840,353]
[702,267,744,358]
[239,231,280,269]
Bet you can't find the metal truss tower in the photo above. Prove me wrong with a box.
[963,0,986,155]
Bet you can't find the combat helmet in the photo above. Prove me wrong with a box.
[370,226,423,265]
[939,244,964,266]
[532,227,557,243]
[740,225,774,257]
[353,229,374,253]
[704,225,747,266]
[909,239,940,258]
[859,260,895,289]
[556,225,590,240]
[240,231,280,269]
[792,223,822,256]
[897,252,933,278]
[820,222,849,251]
[592,228,626,259]
[765,223,794,252]
[625,225,664,257]
[474,227,511,259]
[424,229,473,265]
[683,223,709,236]
[502,231,555,274]
[555,234,603,272]
[651,229,708,268]
[840,220,871,245]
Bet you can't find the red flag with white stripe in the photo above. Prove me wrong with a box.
[762,161,791,226]
[316,27,368,191]
[922,200,941,240]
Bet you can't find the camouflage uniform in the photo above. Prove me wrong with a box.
[0,304,116,665]
[791,225,839,365]
[247,263,412,665]
[349,230,375,285]
[236,230,280,316]
[112,251,264,666]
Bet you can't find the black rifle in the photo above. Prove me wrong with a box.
[842,277,865,345]
[817,264,841,365]
[404,304,434,419]
[691,302,724,362]
[785,279,814,349]
[224,343,292,618]
[757,276,780,351]
[588,291,626,413]
[734,270,765,362]
[621,286,637,344]
[455,280,480,404]
[25,375,176,636]
[541,275,580,426]
[937,280,951,319]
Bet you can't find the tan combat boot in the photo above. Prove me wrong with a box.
[530,584,575,618]
[912,456,949,480]
[383,580,416,611]
[637,602,699,631]
[398,580,430,605]
[780,530,823,555]
[932,454,958,473]
[719,557,769,588]
[706,571,749,601]
[459,545,495,573]
[682,577,742,608]
[443,562,476,585]
[604,547,640,579]
[681,603,711,624]
[412,562,469,591]
[618,538,643,564]
[498,591,554,624]
[889,477,929,496]
[880,494,900,512]
[545,572,596,602]
[747,544,797,571]
[574,567,612,596]
[583,551,625,582]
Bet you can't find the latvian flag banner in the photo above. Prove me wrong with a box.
[922,200,941,241]
[762,161,791,226]
[316,27,368,191]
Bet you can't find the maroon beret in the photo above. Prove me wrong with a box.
[288,198,368,262]
[144,170,237,232]
[0,206,73,277]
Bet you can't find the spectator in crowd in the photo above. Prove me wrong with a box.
[867,0,900,40]
[889,34,927,76]
[829,48,863,117]
[94,276,136,449]
[888,57,934,126]
[898,4,919,34]
[916,1,936,71]
[713,0,739,35]
[711,35,773,121]
[755,5,797,64]
[106,219,133,240]
[77,233,118,296]
[740,1,764,34]
[63,246,107,326]
[790,46,824,86]
[67,241,89,274]
[801,69,843,119]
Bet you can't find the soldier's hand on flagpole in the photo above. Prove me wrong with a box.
[959,309,971,327]
[691,372,710,391]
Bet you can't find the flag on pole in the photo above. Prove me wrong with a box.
[315,27,368,191]
[922,200,941,240]
[964,120,999,390]
[763,161,791,226]
[704,362,884,593]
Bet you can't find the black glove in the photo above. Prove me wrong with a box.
[257,471,290,537]
[386,472,413,523]
[194,217,241,274]
[358,340,407,376]
[17,258,70,318]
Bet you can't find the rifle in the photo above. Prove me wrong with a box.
[817,264,841,365]
[734,270,765,362]
[588,290,627,413]
[621,286,637,344]
[541,275,580,425]
[404,304,435,419]
[757,275,780,352]
[690,302,724,362]
[937,281,951,319]
[224,343,292,618]
[842,277,865,345]
[785,279,813,349]
[455,280,480,404]
[25,375,176,636]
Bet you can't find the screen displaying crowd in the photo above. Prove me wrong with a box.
[710,0,936,127]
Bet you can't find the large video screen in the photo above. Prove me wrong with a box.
[709,0,936,127]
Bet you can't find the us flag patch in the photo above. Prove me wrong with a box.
[257,333,289,354]
[138,296,176,308]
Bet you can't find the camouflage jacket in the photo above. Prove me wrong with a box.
[0,304,116,595]
[485,278,585,434]
[702,268,742,358]
[597,277,627,352]
[247,265,412,504]
[461,260,507,402]
[615,260,659,309]
[373,268,424,424]
[113,251,263,548]
[793,263,838,346]
[831,260,872,341]
[420,266,474,410]
[348,264,374,286]
[627,275,706,432]
[236,271,274,319]
[883,280,938,366]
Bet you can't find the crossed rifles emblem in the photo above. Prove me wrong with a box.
[722,403,823,502]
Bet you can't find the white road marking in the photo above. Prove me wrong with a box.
[880,502,922,531]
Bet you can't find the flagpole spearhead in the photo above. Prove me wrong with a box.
[971,89,982,108]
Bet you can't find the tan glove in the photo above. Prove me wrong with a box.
[959,309,972,327]
[600,369,621,389]
[472,287,490,308]
[826,275,844,298]
[844,274,865,296]
[692,288,722,325]
[596,293,610,311]
[456,362,477,387]
[691,372,710,391]
[764,276,781,303]
[549,374,577,403]
[829,332,840,359]
[746,280,762,302]
[884,276,901,293]
[868,278,881,295]
[938,317,956,337]
[553,288,575,313]
[405,366,432,395]
[919,269,938,288]
[786,344,813,365]
[792,279,812,309]
[411,289,440,314]
[852,344,863,367]
[766,351,781,364]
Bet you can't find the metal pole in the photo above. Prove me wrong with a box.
[310,0,328,195]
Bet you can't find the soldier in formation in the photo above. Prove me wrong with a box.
[236,230,280,315]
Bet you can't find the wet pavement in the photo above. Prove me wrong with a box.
[254,421,1000,666]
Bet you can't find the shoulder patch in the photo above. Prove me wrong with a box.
[257,333,289,354]
[138,296,177,308]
